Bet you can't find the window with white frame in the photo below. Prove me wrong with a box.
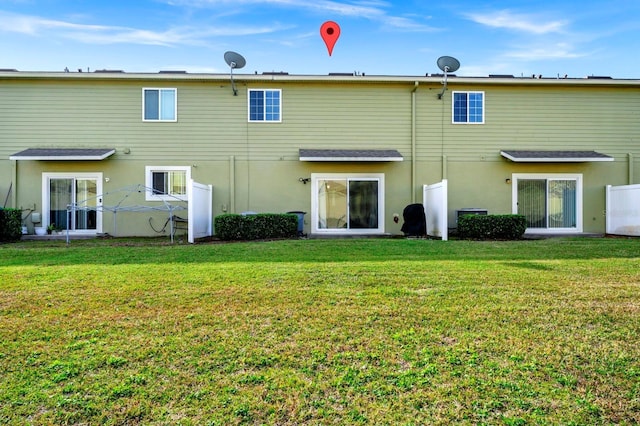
[143,88,177,121]
[248,89,281,122]
[452,91,484,124]
[145,166,190,201]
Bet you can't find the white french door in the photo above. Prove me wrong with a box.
[311,173,385,234]
[43,173,103,233]
[512,173,582,233]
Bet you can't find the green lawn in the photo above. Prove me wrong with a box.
[1,238,639,425]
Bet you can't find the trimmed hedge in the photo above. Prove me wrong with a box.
[0,208,22,242]
[214,213,298,241]
[458,214,527,240]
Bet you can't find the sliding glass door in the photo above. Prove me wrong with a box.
[513,174,582,233]
[312,173,384,234]
[43,173,103,233]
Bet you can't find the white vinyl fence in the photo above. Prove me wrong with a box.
[606,184,640,236]
[188,180,213,243]
[423,179,448,241]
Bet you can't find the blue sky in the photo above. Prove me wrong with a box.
[1,0,639,78]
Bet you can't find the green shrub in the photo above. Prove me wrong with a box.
[458,214,527,240]
[214,213,298,241]
[0,208,23,242]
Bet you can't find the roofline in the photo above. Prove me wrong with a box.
[9,148,116,161]
[500,150,614,163]
[2,70,640,87]
[299,156,404,162]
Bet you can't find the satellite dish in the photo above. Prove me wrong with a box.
[437,56,460,73]
[224,51,246,70]
[436,55,460,99]
[224,51,246,96]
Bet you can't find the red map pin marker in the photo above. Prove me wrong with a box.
[320,21,340,56]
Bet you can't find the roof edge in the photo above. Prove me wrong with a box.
[10,148,116,161]
[500,150,614,163]
[2,71,640,86]
[299,156,404,162]
[299,149,403,162]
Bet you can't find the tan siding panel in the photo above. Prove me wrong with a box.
[3,79,639,164]
[415,85,640,161]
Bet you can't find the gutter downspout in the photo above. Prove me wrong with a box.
[629,153,634,185]
[229,155,235,213]
[411,81,419,203]
[11,160,17,208]
[442,155,448,180]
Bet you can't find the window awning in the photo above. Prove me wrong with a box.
[299,149,403,162]
[9,148,116,161]
[500,150,613,163]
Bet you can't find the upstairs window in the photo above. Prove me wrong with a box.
[143,88,177,121]
[145,166,190,201]
[248,89,281,122]
[453,91,484,124]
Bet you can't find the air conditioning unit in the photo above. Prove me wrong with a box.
[456,208,488,225]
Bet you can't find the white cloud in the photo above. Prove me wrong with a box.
[0,11,112,35]
[164,0,437,31]
[504,43,587,61]
[382,16,438,32]
[465,10,568,35]
[0,11,289,46]
[165,0,386,17]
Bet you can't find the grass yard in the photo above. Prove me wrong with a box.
[0,237,639,425]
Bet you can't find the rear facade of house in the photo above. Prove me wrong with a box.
[1,70,639,238]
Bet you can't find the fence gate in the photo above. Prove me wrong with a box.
[188,180,213,243]
[606,184,640,236]
[423,180,448,241]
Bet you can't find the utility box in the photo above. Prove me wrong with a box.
[286,211,306,236]
[456,208,488,225]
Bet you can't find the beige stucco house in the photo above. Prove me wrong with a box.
[1,69,638,238]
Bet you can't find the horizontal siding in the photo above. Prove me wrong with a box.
[2,79,639,163]
[416,85,640,161]
[0,81,413,162]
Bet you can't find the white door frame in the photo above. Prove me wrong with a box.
[42,172,103,234]
[511,173,583,234]
[311,173,385,235]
